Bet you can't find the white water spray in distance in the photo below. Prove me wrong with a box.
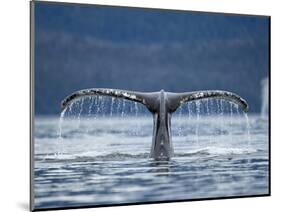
[261,78,268,118]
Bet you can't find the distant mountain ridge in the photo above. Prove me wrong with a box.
[34,2,269,115]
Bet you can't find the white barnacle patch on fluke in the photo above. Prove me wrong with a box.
[175,90,249,114]
[122,92,130,98]
[123,92,137,100]
[207,91,213,96]
[114,90,121,96]
[194,92,204,98]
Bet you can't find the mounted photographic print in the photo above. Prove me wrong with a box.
[30,1,270,211]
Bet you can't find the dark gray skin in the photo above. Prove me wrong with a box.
[61,88,248,160]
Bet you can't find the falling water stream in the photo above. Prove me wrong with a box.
[57,107,66,156]
[195,101,201,146]
[244,113,251,148]
[77,98,84,128]
[177,106,183,136]
[57,96,252,157]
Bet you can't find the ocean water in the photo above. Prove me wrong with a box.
[33,101,269,209]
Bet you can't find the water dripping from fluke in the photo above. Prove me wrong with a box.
[205,99,212,144]
[187,102,192,120]
[134,102,139,136]
[178,106,183,137]
[121,99,126,118]
[195,101,201,146]
[77,98,84,128]
[100,96,106,117]
[57,107,67,157]
[60,88,249,161]
[229,102,233,143]
[86,97,95,133]
[206,99,210,117]
[244,113,252,149]
[110,97,115,117]
[68,101,74,115]
[219,99,224,143]
[88,97,94,118]
[58,108,66,140]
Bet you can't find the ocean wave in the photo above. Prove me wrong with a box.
[175,146,258,157]
[35,146,261,163]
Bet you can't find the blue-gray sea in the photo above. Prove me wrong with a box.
[34,100,269,209]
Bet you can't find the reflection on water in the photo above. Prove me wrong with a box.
[34,115,269,209]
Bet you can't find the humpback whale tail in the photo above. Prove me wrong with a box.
[61,88,248,160]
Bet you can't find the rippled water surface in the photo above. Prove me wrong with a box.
[34,111,269,209]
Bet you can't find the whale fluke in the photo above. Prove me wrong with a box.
[166,90,248,113]
[61,88,173,113]
[61,89,249,160]
[61,88,142,110]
